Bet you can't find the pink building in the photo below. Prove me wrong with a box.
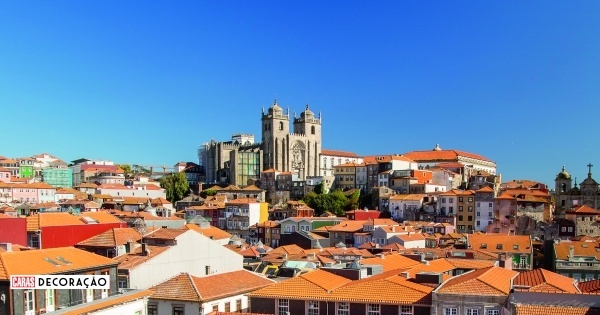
[7,182,57,204]
[486,194,517,234]
[0,167,10,183]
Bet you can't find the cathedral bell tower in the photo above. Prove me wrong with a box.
[261,100,289,171]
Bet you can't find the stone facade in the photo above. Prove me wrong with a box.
[555,164,600,218]
[261,101,321,181]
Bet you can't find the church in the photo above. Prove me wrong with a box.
[261,100,322,180]
[554,164,600,217]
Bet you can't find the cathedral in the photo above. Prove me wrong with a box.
[261,100,322,180]
[555,164,600,217]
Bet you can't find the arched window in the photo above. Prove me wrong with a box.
[311,126,315,134]
[561,183,566,193]
[279,122,284,130]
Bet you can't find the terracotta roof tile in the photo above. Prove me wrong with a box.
[578,279,600,293]
[77,228,142,247]
[513,269,579,293]
[403,149,493,163]
[321,149,360,158]
[0,247,118,280]
[59,289,153,315]
[437,266,518,296]
[554,241,600,261]
[150,270,274,302]
[183,224,232,240]
[360,253,421,272]
[113,244,170,270]
[514,304,600,315]
[468,234,531,254]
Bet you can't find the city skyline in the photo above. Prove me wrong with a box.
[2,2,600,187]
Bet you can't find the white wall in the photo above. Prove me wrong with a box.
[129,230,243,289]
[97,187,166,199]
[88,297,147,315]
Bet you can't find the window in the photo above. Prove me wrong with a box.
[486,309,499,315]
[400,305,413,315]
[30,235,40,248]
[442,198,446,203]
[85,288,94,302]
[148,304,158,315]
[225,302,230,312]
[468,197,473,202]
[468,206,473,212]
[459,206,463,212]
[173,305,184,315]
[459,197,463,202]
[278,299,289,315]
[449,198,454,203]
[45,289,55,312]
[337,302,350,315]
[496,244,503,250]
[236,299,242,312]
[212,305,218,312]
[308,301,319,315]
[24,289,35,315]
[467,309,479,315]
[367,304,380,315]
[444,308,457,315]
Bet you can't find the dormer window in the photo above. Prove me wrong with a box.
[497,244,503,250]
[481,243,487,249]
[513,244,519,250]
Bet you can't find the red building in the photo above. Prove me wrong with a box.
[345,209,385,220]
[26,212,126,249]
[0,214,27,246]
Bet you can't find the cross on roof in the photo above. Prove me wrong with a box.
[587,163,594,178]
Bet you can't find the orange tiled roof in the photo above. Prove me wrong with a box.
[403,149,493,163]
[467,234,531,254]
[183,224,232,240]
[0,247,118,280]
[26,213,85,231]
[360,253,421,272]
[248,269,352,299]
[578,279,600,293]
[554,241,600,261]
[150,270,274,302]
[327,220,367,232]
[445,258,497,269]
[566,205,600,215]
[513,269,579,293]
[143,228,187,240]
[113,244,171,270]
[77,228,142,247]
[321,149,360,158]
[437,266,518,296]
[513,304,600,315]
[58,290,154,315]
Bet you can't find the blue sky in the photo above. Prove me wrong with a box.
[1,2,599,187]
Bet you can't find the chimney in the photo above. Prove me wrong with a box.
[0,243,12,252]
[568,245,574,261]
[141,243,150,256]
[125,241,135,254]
[399,271,410,279]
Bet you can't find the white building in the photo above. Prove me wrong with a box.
[115,228,243,290]
[320,149,363,177]
[149,270,274,314]
[475,186,496,231]
[371,225,414,246]
[96,183,166,199]
[389,194,427,221]
[389,233,426,249]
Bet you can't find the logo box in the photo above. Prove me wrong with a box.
[11,275,110,289]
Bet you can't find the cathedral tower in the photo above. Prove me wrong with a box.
[261,101,322,180]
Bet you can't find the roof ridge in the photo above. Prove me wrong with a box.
[187,273,203,302]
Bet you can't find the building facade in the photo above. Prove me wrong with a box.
[261,101,322,181]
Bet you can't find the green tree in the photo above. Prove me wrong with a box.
[303,189,348,216]
[200,188,217,198]
[116,164,132,178]
[346,189,360,210]
[159,172,189,203]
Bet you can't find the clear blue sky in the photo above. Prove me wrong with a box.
[1,2,599,187]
